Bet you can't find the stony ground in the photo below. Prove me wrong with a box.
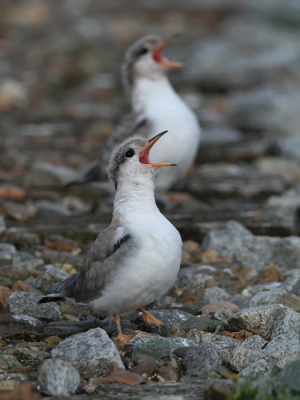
[2,1,300,399]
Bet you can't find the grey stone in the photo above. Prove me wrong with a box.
[0,354,21,371]
[267,186,300,211]
[280,272,300,296]
[176,265,214,296]
[0,217,5,234]
[214,306,233,324]
[7,292,61,321]
[34,264,70,294]
[186,328,202,344]
[264,334,300,369]
[273,358,300,395]
[202,333,240,363]
[201,221,278,271]
[240,335,268,351]
[25,162,77,187]
[52,328,124,373]
[0,314,46,337]
[228,304,286,340]
[248,289,300,312]
[37,359,80,396]
[183,343,222,378]
[0,243,17,267]
[275,237,300,271]
[271,307,300,339]
[14,343,49,362]
[239,359,271,378]
[132,337,195,361]
[132,354,159,368]
[230,347,268,373]
[148,309,226,337]
[202,287,230,304]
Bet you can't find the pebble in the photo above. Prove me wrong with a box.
[37,358,80,396]
[132,337,195,360]
[7,292,61,321]
[34,264,70,294]
[51,328,124,373]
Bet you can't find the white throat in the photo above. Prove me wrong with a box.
[113,174,158,223]
[131,74,177,114]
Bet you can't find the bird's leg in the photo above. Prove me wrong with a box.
[138,307,164,327]
[114,313,132,344]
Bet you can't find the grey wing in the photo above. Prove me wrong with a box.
[71,228,135,303]
[99,112,152,178]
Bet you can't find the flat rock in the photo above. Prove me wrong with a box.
[145,309,226,337]
[228,304,286,340]
[239,359,271,378]
[181,170,286,202]
[52,328,124,373]
[34,264,70,294]
[230,346,269,373]
[132,337,195,360]
[0,313,46,336]
[25,162,77,187]
[7,292,61,321]
[248,289,300,312]
[37,358,80,396]
[201,221,278,271]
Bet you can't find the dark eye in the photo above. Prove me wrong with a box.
[125,149,134,158]
[137,47,148,56]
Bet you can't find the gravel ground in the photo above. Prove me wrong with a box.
[1,1,300,399]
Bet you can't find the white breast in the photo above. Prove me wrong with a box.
[90,212,182,315]
[133,76,201,191]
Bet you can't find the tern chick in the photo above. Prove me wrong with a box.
[40,131,182,342]
[67,35,201,192]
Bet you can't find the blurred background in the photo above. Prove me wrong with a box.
[1,0,300,248]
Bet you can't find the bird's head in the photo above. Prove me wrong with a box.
[122,35,182,94]
[107,131,175,188]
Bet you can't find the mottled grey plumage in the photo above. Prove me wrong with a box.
[39,226,134,308]
[121,35,162,95]
[107,136,147,184]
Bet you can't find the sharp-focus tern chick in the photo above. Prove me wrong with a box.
[39,131,182,342]
[66,35,201,192]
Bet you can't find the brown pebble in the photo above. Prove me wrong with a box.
[43,336,62,347]
[130,363,154,377]
[96,371,141,385]
[77,366,94,380]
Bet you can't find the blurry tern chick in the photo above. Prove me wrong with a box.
[67,35,201,192]
[39,131,182,342]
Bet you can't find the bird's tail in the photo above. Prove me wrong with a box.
[37,272,80,304]
[38,294,64,304]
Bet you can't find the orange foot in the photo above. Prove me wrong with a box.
[138,307,164,327]
[116,332,132,345]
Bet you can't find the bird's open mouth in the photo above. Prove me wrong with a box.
[139,131,176,168]
[152,37,182,68]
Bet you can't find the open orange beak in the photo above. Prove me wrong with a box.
[152,37,182,68]
[139,131,176,168]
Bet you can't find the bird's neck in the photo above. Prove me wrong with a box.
[131,74,177,114]
[112,178,158,222]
